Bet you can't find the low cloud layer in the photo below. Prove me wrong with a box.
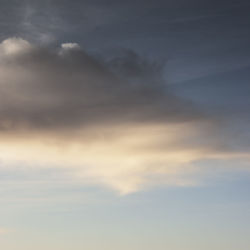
[0,38,249,194]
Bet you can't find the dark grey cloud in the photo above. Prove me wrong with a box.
[1,38,249,155]
[0,36,249,155]
[0,38,203,132]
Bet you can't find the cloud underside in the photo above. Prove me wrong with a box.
[0,38,249,194]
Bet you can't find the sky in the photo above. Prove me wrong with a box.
[0,0,250,249]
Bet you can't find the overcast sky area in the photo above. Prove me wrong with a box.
[0,1,250,250]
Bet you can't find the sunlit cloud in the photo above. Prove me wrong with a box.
[0,38,249,194]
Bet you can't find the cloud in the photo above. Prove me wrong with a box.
[0,37,32,55]
[0,37,249,194]
[0,38,203,131]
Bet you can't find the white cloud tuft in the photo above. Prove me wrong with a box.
[0,38,32,56]
[61,42,81,50]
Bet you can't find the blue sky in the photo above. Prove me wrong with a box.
[1,169,250,250]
